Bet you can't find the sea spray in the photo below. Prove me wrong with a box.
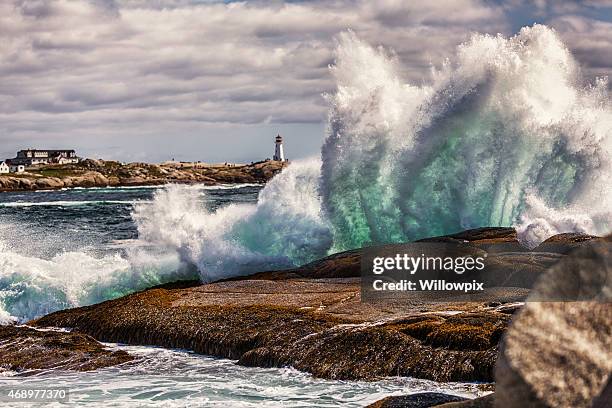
[0,231,197,322]
[132,159,332,282]
[0,161,330,322]
[515,193,610,247]
[322,26,611,250]
[1,24,610,323]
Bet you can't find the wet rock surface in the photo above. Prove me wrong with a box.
[435,393,495,407]
[532,232,605,254]
[0,325,133,373]
[417,227,519,247]
[365,393,494,408]
[32,280,509,382]
[365,392,496,408]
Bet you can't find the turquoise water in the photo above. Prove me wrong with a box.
[0,184,264,323]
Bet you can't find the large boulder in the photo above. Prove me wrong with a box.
[495,238,612,408]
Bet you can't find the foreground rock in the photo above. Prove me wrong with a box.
[495,237,612,408]
[0,325,133,373]
[32,279,508,382]
[0,159,286,192]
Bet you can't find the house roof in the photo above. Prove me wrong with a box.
[18,149,75,153]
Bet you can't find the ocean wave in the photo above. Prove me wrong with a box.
[132,160,330,282]
[1,24,610,323]
[322,26,610,250]
[0,239,198,322]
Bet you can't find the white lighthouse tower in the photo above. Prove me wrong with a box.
[273,134,284,161]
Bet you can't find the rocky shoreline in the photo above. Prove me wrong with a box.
[3,227,609,407]
[0,159,286,192]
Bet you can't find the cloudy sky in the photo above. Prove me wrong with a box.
[1,0,611,163]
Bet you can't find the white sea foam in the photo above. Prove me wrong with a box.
[0,343,484,407]
[0,234,195,322]
[132,159,331,282]
[0,308,17,325]
[515,194,610,248]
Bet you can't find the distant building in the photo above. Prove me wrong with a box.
[9,149,80,166]
[56,157,76,165]
[10,164,25,173]
[0,161,8,174]
[273,134,285,161]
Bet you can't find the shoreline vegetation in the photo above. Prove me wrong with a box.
[2,227,608,407]
[0,159,287,192]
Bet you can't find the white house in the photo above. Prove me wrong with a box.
[0,161,9,174]
[57,156,79,165]
[11,149,79,166]
[10,164,25,173]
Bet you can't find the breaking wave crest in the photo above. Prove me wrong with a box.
[0,160,330,321]
[0,233,198,323]
[132,159,331,282]
[323,25,610,250]
[1,24,610,323]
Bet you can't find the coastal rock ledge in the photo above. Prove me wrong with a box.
[0,325,133,373]
[25,228,606,396]
[32,280,507,382]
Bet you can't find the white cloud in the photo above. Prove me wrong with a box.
[549,14,612,81]
[0,0,609,161]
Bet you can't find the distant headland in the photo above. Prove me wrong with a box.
[0,136,289,192]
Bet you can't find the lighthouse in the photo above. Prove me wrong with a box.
[273,134,284,161]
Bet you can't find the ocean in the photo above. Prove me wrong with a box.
[0,185,483,407]
[0,184,267,323]
[0,184,263,259]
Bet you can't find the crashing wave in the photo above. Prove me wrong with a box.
[132,159,331,282]
[323,26,610,251]
[1,25,610,322]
